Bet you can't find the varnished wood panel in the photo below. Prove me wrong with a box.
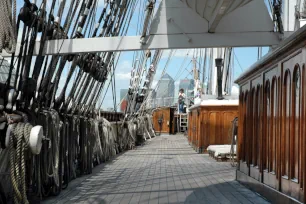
[152,108,170,133]
[188,105,238,153]
[236,45,306,202]
[208,112,217,145]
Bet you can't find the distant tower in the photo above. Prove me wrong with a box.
[179,79,194,96]
[156,73,175,98]
[155,73,175,106]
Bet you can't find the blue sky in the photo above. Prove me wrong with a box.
[13,0,271,109]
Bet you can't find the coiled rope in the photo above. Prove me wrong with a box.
[0,0,17,53]
[10,122,32,204]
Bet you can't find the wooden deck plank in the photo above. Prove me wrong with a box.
[43,135,270,204]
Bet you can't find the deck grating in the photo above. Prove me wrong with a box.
[43,135,270,204]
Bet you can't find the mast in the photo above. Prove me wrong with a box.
[283,0,297,31]
[192,57,198,101]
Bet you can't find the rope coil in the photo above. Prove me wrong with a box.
[10,122,32,204]
[0,0,17,53]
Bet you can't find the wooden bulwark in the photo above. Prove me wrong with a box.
[99,111,124,122]
[235,28,306,203]
[188,105,238,153]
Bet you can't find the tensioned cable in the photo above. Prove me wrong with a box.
[98,0,138,109]
[133,49,175,116]
[142,59,193,111]
[233,49,244,72]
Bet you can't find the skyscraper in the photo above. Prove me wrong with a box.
[179,79,194,93]
[155,73,175,107]
[179,79,195,105]
[155,73,175,98]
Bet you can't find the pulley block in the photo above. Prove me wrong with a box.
[149,64,155,72]
[128,88,133,95]
[145,50,151,58]
[37,11,47,32]
[19,2,38,26]
[67,54,75,62]
[47,24,55,38]
[136,94,144,103]
[93,70,101,81]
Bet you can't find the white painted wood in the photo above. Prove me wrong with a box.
[0,32,280,56]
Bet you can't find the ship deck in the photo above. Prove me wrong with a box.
[43,135,269,204]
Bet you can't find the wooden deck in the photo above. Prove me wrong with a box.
[43,135,270,204]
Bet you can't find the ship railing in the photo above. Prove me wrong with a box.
[145,97,194,109]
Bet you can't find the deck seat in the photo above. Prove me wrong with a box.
[207,145,236,161]
[207,145,231,157]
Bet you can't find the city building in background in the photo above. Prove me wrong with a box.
[155,73,175,98]
[179,79,194,94]
[179,78,194,105]
[151,89,156,100]
[155,73,175,107]
[120,89,129,112]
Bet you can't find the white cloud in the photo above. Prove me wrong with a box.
[98,0,105,7]
[115,60,132,80]
[161,49,191,59]
[116,60,132,72]
[116,72,131,80]
[231,85,239,96]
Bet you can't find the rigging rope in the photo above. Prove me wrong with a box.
[0,0,158,202]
